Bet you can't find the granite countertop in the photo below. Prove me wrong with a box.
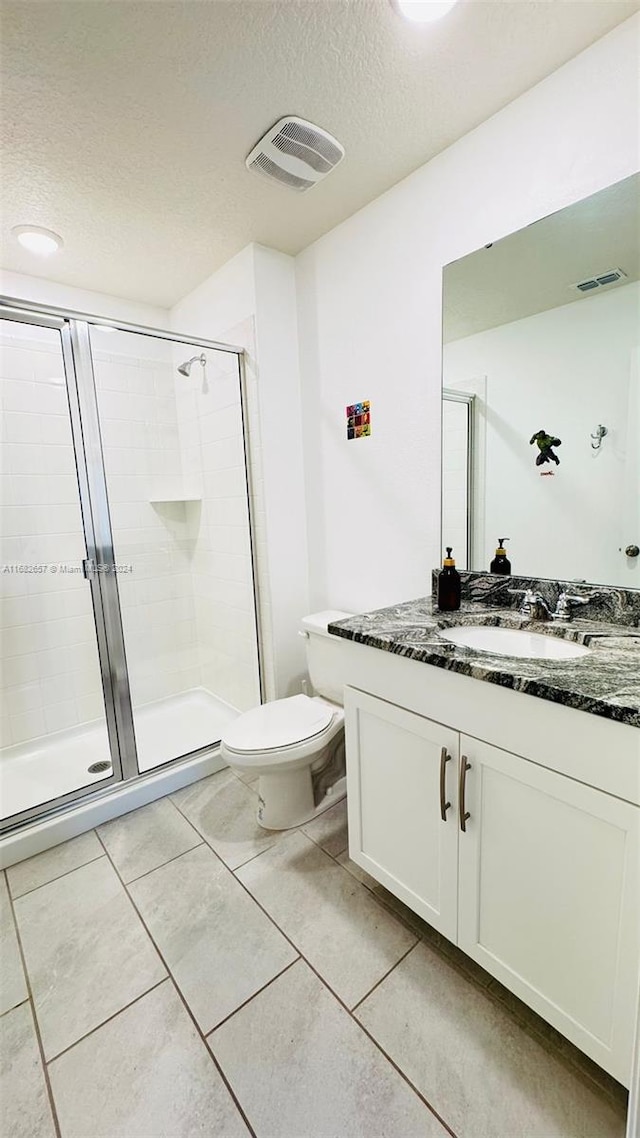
[328,598,640,728]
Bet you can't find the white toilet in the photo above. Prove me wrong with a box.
[220,611,352,830]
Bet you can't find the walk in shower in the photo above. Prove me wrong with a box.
[0,299,261,836]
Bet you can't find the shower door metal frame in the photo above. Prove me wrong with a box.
[441,388,475,571]
[67,319,139,783]
[1,296,265,834]
[0,294,244,354]
[0,306,127,831]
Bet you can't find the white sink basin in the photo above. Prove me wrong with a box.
[437,625,590,660]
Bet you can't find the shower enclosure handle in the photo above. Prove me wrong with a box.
[82,557,97,580]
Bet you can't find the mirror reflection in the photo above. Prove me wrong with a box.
[442,174,640,588]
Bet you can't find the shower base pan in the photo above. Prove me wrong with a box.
[0,687,238,822]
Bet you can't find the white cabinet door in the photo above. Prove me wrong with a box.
[458,735,640,1085]
[345,687,459,941]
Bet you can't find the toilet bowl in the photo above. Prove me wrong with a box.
[220,611,351,830]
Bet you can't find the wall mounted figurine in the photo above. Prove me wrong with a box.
[529,429,561,467]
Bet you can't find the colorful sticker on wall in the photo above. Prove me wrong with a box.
[346,401,371,440]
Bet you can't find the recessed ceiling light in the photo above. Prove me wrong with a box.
[393,0,460,22]
[12,225,63,256]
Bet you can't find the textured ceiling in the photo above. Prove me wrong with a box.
[1,0,638,306]
[443,174,640,340]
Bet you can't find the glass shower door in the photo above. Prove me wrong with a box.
[0,313,122,828]
[89,323,260,773]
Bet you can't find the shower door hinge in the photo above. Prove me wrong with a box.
[82,557,97,580]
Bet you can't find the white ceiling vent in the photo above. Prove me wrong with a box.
[572,267,627,294]
[246,117,345,193]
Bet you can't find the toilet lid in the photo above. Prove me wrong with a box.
[223,695,334,753]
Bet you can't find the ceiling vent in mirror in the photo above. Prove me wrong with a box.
[246,117,345,192]
[572,267,627,294]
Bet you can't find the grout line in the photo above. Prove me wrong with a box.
[204,956,300,1037]
[298,824,349,862]
[353,1009,460,1138]
[0,996,30,1019]
[45,977,168,1065]
[6,874,63,1138]
[349,938,419,1013]
[169,794,459,1137]
[93,829,259,1138]
[223,836,284,874]
[6,852,105,901]
[110,839,205,888]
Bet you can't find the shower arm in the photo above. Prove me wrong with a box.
[178,353,207,377]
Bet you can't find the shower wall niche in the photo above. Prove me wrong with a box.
[1,305,261,832]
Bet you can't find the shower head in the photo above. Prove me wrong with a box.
[178,353,206,377]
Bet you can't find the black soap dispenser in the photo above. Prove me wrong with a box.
[490,538,511,576]
[437,547,461,612]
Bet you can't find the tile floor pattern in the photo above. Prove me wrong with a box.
[0,768,629,1138]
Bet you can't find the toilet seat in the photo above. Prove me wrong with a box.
[222,694,335,755]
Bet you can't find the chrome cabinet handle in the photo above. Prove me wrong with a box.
[459,756,471,832]
[439,747,451,821]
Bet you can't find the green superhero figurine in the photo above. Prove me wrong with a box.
[529,430,561,466]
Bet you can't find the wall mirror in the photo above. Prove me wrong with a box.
[441,173,639,589]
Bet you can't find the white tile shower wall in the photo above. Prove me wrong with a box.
[171,244,310,702]
[170,248,277,703]
[0,325,105,748]
[173,322,263,712]
[91,337,202,708]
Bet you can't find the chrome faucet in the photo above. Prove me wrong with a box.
[551,591,596,622]
[509,589,552,621]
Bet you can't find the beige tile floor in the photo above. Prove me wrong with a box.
[0,768,628,1138]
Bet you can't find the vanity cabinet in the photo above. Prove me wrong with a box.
[345,685,639,1085]
[344,689,459,940]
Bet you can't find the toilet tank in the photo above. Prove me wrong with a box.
[301,611,353,705]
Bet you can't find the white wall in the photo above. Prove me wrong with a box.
[252,246,310,696]
[171,244,310,699]
[444,282,640,588]
[0,268,167,329]
[295,15,640,612]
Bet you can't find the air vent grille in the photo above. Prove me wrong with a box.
[249,152,314,192]
[573,267,627,294]
[278,120,343,166]
[272,132,332,174]
[246,116,345,193]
